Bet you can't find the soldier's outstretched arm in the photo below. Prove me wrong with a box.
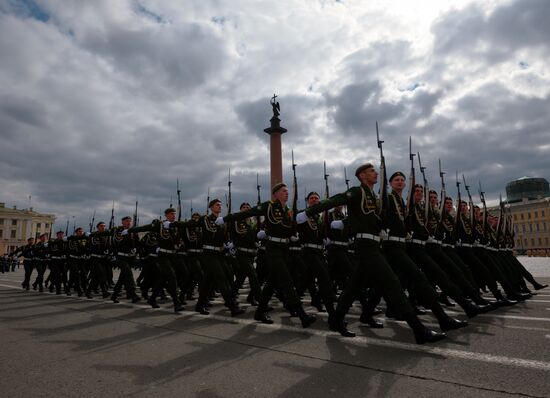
[305,190,355,217]
[223,201,267,223]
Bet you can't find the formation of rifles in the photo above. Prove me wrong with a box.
[7,123,548,345]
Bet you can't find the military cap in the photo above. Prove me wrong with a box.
[56,230,64,235]
[271,182,287,194]
[389,171,406,182]
[96,221,105,228]
[240,202,251,210]
[208,199,221,208]
[191,212,201,218]
[354,163,374,177]
[306,191,320,200]
[164,208,177,215]
[121,216,132,221]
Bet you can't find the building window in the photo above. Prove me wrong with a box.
[37,223,41,229]
[531,238,535,246]
[521,213,524,220]
[0,230,2,238]
[45,223,49,229]
[535,211,538,218]
[0,218,4,225]
[10,230,16,238]
[539,238,543,245]
[529,224,533,232]
[514,214,517,221]
[546,237,549,246]
[524,238,528,247]
[11,219,17,226]
[528,213,531,219]
[544,222,547,231]
[542,210,546,217]
[516,239,521,246]
[522,224,526,233]
[536,223,540,232]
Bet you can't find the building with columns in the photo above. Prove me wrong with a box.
[0,202,56,254]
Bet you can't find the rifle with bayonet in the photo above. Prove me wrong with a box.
[89,210,96,233]
[65,220,69,236]
[462,174,475,228]
[478,181,487,234]
[108,201,115,229]
[177,179,182,222]
[376,122,389,227]
[405,137,416,230]
[256,173,262,226]
[454,171,462,242]
[438,159,446,216]
[344,167,350,190]
[417,152,430,227]
[323,161,330,237]
[227,169,232,216]
[291,150,299,231]
[133,200,138,227]
[206,187,210,215]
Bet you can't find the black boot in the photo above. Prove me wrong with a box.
[405,313,446,344]
[111,293,120,303]
[295,305,316,328]
[494,291,517,306]
[431,303,468,332]
[131,295,141,304]
[173,299,184,313]
[359,312,384,328]
[438,293,455,307]
[534,283,548,290]
[456,297,491,318]
[230,302,245,317]
[194,303,210,315]
[254,306,274,324]
[328,311,355,337]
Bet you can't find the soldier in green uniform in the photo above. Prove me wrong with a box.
[66,228,89,296]
[13,237,35,290]
[455,202,516,306]
[32,233,50,292]
[297,164,445,343]
[325,205,354,294]
[137,228,160,300]
[131,209,183,312]
[218,184,316,327]
[86,222,111,299]
[230,202,262,306]
[48,231,67,295]
[173,200,244,317]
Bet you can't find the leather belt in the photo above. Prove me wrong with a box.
[267,236,289,243]
[237,247,256,254]
[302,243,324,250]
[289,246,301,251]
[328,241,348,247]
[472,242,484,248]
[187,249,203,253]
[117,252,135,257]
[91,254,107,258]
[387,236,406,243]
[441,243,455,248]
[457,243,472,248]
[203,245,223,252]
[158,248,176,254]
[51,256,65,259]
[69,255,87,259]
[355,233,380,242]
[147,253,158,258]
[409,239,426,246]
[426,237,441,245]
[258,246,266,251]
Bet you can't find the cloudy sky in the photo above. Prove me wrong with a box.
[1,0,549,228]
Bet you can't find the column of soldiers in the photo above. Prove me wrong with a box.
[7,158,548,345]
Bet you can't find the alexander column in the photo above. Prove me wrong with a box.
[264,94,287,191]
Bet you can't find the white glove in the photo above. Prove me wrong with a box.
[224,242,234,250]
[215,216,225,225]
[43,243,49,248]
[121,229,129,236]
[85,232,91,237]
[63,236,68,241]
[323,238,332,246]
[330,220,344,230]
[290,235,299,242]
[257,230,267,240]
[155,247,160,253]
[163,221,171,229]
[296,211,308,224]
[379,229,389,240]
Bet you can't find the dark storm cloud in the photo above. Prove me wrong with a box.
[432,0,550,60]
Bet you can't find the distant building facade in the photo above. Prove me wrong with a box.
[0,202,56,254]
[489,177,550,256]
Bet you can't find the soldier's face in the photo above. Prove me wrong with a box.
[210,202,222,215]
[273,187,289,203]
[307,194,320,207]
[28,239,34,244]
[76,229,84,236]
[444,199,453,212]
[390,176,405,191]
[39,235,47,242]
[166,212,176,222]
[460,202,468,213]
[56,232,64,239]
[414,187,424,202]
[429,193,438,206]
[97,224,106,232]
[122,219,132,229]
[475,208,481,219]
[192,214,200,221]
[240,204,251,212]
[358,167,378,185]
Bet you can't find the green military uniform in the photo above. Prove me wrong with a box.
[47,237,67,294]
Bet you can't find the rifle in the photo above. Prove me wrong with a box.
[417,152,429,227]
[206,187,210,215]
[190,200,193,218]
[344,167,350,190]
[291,150,298,229]
[227,168,232,215]
[89,210,96,233]
[65,220,69,236]
[454,171,462,240]
[462,174,475,226]
[405,137,416,229]
[438,159,446,216]
[133,200,138,227]
[376,122,389,227]
[478,181,487,233]
[177,179,182,222]
[256,173,262,226]
[108,201,115,229]
[323,161,330,237]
